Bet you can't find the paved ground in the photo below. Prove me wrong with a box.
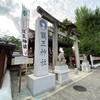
[11,67,100,100]
[43,67,100,100]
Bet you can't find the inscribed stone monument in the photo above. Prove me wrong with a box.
[27,17,55,96]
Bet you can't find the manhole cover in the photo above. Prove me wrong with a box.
[73,85,87,92]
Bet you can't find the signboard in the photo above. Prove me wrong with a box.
[14,56,28,64]
[21,4,30,56]
[34,17,48,76]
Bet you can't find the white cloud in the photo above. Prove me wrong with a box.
[0,16,19,37]
[0,0,100,38]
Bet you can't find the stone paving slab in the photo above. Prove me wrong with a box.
[11,67,100,100]
[43,67,100,100]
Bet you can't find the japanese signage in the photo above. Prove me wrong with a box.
[34,17,48,76]
[14,56,28,64]
[21,5,30,56]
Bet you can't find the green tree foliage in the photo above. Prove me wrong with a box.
[59,18,71,33]
[63,38,73,56]
[3,35,21,51]
[59,18,74,56]
[75,6,100,55]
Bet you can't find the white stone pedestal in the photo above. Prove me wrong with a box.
[55,65,68,70]
[81,62,91,73]
[74,68,78,75]
[27,73,55,96]
[54,65,71,85]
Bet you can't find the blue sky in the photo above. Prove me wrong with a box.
[0,0,100,38]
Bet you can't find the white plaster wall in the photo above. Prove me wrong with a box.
[0,70,12,100]
[94,63,100,68]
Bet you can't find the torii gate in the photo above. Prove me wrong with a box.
[37,6,80,70]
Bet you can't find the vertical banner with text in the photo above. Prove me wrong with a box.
[21,4,30,56]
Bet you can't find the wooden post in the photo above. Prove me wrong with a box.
[25,64,28,77]
[19,64,22,93]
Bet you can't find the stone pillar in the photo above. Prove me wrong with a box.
[27,17,55,96]
[34,17,48,76]
[90,55,94,68]
[52,22,58,68]
[74,36,80,70]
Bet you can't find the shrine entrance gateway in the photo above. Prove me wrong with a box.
[37,6,80,70]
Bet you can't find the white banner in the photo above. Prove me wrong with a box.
[21,4,30,56]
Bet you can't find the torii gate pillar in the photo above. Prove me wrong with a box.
[74,36,80,70]
[52,22,58,69]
